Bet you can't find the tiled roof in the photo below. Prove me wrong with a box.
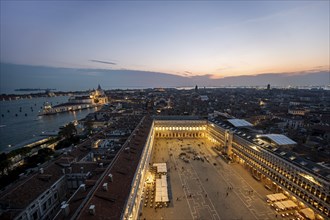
[0,131,107,219]
[0,162,64,219]
[153,115,203,120]
[77,116,152,219]
[210,118,330,181]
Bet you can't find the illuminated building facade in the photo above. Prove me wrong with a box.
[208,119,330,218]
[124,117,330,219]
[90,84,108,104]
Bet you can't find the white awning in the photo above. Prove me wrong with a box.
[162,195,169,202]
[153,163,167,173]
[266,193,287,202]
[154,174,169,203]
[282,200,297,209]
[274,201,285,210]
[266,194,277,202]
[155,194,162,202]
[300,208,315,220]
[274,193,287,201]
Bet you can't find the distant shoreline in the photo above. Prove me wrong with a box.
[2,86,329,101]
[14,88,56,92]
[0,91,90,101]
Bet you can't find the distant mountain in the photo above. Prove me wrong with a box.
[0,63,329,93]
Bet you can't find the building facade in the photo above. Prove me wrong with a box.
[125,117,330,219]
[15,176,67,220]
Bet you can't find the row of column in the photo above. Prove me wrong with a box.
[155,132,205,138]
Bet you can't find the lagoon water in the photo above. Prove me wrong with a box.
[0,96,96,153]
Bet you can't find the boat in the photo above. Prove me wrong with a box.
[40,130,58,136]
[38,101,95,116]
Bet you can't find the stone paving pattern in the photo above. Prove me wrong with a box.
[141,138,277,220]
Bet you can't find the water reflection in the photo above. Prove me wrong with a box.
[0,96,97,152]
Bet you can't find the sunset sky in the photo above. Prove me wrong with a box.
[1,1,329,79]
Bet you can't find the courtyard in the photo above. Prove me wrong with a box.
[140,138,278,220]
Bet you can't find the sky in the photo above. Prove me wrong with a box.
[0,1,329,82]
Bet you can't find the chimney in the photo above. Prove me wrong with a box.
[39,168,44,174]
[80,167,84,174]
[62,168,65,174]
[68,167,72,173]
[61,203,70,216]
[102,182,108,191]
[99,163,103,168]
[108,173,113,182]
[89,205,95,215]
[80,184,86,191]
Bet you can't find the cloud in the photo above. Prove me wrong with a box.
[89,59,116,65]
[216,65,233,72]
[1,63,329,94]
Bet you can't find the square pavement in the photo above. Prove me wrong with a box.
[140,138,277,220]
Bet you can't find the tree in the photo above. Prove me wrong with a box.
[84,120,93,134]
[58,122,77,139]
[0,153,10,175]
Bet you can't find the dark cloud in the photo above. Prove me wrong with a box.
[1,63,329,93]
[89,59,116,65]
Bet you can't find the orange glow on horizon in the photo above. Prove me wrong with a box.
[153,63,330,80]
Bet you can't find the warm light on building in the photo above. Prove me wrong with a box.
[123,117,329,219]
